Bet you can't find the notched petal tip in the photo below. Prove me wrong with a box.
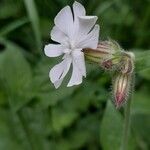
[67,79,82,87]
[73,1,86,18]
[54,5,70,19]
[78,24,100,49]
[95,24,100,29]
[94,24,100,36]
[54,5,74,38]
[74,1,81,5]
[78,16,98,23]
[73,1,84,8]
[54,5,71,25]
[53,79,63,89]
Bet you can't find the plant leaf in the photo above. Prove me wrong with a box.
[0,39,33,112]
[101,101,136,150]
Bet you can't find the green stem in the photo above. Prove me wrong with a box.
[121,96,132,150]
[121,61,135,150]
[121,73,134,150]
[121,72,135,150]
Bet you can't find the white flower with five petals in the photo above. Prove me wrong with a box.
[44,1,100,88]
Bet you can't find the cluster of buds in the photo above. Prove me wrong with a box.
[83,40,135,108]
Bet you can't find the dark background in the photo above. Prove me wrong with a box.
[0,0,150,150]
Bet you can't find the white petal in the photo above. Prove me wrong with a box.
[49,57,72,88]
[78,24,100,49]
[72,51,86,77]
[78,16,98,36]
[50,61,64,83]
[67,51,85,87]
[73,1,86,18]
[67,60,83,87]
[53,79,64,89]
[44,44,63,57]
[54,6,74,39]
[72,1,86,40]
[51,26,68,43]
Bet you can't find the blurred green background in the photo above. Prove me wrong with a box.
[0,0,150,150]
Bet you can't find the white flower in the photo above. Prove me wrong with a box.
[44,1,100,88]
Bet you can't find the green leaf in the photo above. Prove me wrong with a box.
[50,113,101,150]
[131,89,150,149]
[131,114,150,150]
[16,107,49,150]
[51,106,79,133]
[100,101,137,150]
[100,100,123,150]
[134,50,150,72]
[138,68,150,80]
[132,90,150,115]
[0,40,33,111]
[68,113,100,149]
[0,109,28,150]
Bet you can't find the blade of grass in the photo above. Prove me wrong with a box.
[94,1,114,15]
[24,0,42,53]
[0,17,29,37]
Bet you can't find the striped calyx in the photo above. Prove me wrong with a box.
[113,73,132,108]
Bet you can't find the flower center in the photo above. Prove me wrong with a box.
[62,40,76,54]
[68,40,75,50]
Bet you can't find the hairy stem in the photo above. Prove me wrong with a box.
[121,96,132,150]
[121,74,134,150]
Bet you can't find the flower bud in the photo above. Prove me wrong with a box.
[112,73,131,108]
[83,43,110,64]
[119,52,135,74]
[83,40,123,69]
[101,55,122,70]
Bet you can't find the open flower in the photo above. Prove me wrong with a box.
[44,1,99,88]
